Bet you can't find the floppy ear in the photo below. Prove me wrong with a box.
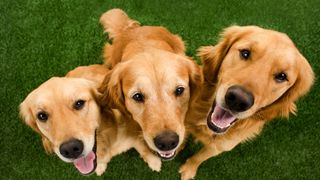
[182,57,203,102]
[282,54,314,115]
[98,65,127,113]
[199,26,251,84]
[41,137,54,154]
[19,101,53,154]
[19,101,40,133]
[78,79,104,106]
[258,53,314,119]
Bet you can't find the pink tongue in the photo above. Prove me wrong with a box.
[73,151,96,175]
[211,105,236,128]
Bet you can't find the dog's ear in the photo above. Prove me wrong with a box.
[199,26,250,84]
[98,65,126,113]
[259,53,314,119]
[182,57,203,102]
[78,79,104,109]
[281,54,314,116]
[19,101,41,134]
[19,100,54,154]
[41,136,54,154]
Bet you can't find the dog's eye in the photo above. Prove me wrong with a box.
[175,86,185,96]
[132,92,144,102]
[73,100,85,110]
[37,111,48,122]
[274,72,288,83]
[240,49,251,60]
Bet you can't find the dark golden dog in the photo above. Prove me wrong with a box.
[98,9,201,160]
[179,26,314,179]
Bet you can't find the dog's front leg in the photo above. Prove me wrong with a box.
[95,149,112,176]
[179,143,219,180]
[134,140,162,172]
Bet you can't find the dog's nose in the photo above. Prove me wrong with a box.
[225,85,254,112]
[59,139,84,159]
[153,131,179,151]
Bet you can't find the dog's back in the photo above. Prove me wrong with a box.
[100,9,185,67]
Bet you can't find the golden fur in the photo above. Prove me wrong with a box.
[98,9,201,159]
[179,26,314,179]
[19,64,161,176]
[65,64,109,84]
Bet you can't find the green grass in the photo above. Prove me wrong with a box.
[1,0,319,179]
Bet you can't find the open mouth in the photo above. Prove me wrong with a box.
[207,102,237,133]
[73,134,97,175]
[156,149,176,161]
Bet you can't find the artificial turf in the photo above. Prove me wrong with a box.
[1,0,319,179]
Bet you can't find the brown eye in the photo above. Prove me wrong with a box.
[132,92,144,103]
[74,100,85,110]
[274,72,288,83]
[175,86,185,96]
[37,111,48,122]
[240,49,251,60]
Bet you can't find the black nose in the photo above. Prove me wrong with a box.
[225,85,254,112]
[59,139,84,159]
[153,131,179,151]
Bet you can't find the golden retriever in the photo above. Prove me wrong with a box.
[98,9,201,160]
[179,26,314,179]
[19,64,161,176]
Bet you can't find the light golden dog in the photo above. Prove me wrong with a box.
[179,26,314,179]
[19,64,161,176]
[98,9,201,160]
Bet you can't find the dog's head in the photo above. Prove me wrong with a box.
[199,26,314,134]
[99,49,201,160]
[20,77,102,175]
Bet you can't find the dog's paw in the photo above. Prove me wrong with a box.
[179,162,197,180]
[95,163,107,176]
[146,155,162,172]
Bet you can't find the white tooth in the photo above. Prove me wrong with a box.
[159,150,175,158]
